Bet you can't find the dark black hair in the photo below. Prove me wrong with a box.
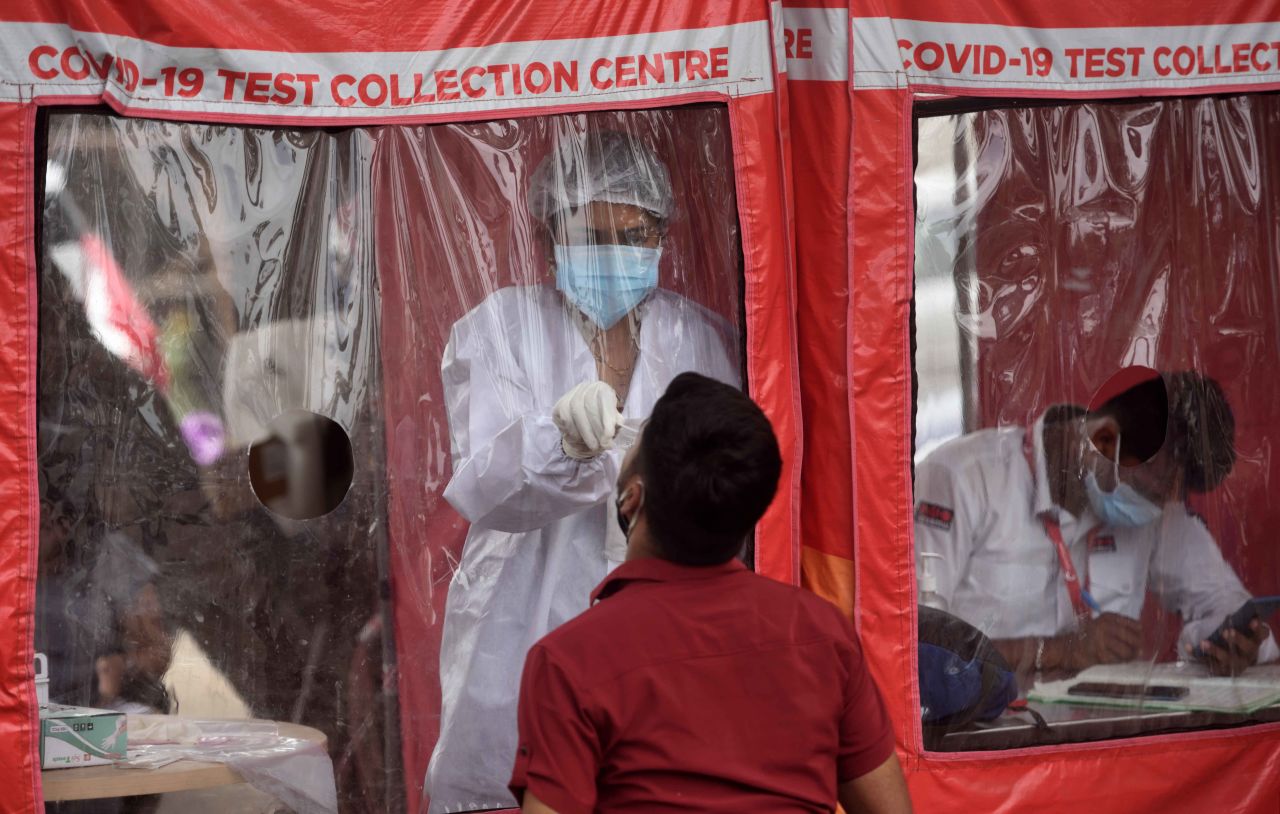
[637,372,782,565]
[1091,371,1235,493]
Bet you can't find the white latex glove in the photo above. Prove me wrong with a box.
[553,381,621,459]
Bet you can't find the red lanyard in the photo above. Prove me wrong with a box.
[1024,423,1094,620]
[1040,515,1093,620]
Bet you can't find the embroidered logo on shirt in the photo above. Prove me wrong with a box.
[1089,535,1117,553]
[916,502,954,531]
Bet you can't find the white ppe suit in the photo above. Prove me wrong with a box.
[425,284,739,813]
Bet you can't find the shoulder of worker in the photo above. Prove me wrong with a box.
[916,425,1022,480]
[451,286,718,333]
[643,289,738,374]
[459,283,560,321]
[643,287,731,330]
[1155,501,1216,540]
[447,284,561,342]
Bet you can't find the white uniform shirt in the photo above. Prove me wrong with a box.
[426,285,739,813]
[914,413,1278,662]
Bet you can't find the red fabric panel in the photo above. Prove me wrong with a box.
[0,103,40,814]
[12,0,763,53]
[847,86,917,748]
[908,732,1280,811]
[732,93,803,587]
[786,71,856,612]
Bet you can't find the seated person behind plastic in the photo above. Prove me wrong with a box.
[427,129,739,812]
[914,372,1277,677]
[36,484,172,713]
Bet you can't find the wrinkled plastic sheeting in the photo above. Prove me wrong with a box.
[35,105,743,811]
[375,108,742,813]
[912,94,1280,749]
[126,717,337,814]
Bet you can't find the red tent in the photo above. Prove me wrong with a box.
[6,0,1280,811]
[787,1,1280,810]
[0,3,798,812]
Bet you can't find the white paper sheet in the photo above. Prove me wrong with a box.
[1029,661,1280,714]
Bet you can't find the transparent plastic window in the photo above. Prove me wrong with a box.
[36,105,742,810]
[911,94,1280,751]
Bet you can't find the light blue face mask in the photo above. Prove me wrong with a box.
[1084,438,1165,528]
[554,244,661,329]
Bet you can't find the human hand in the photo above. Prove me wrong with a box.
[95,653,126,703]
[553,381,621,459]
[1062,613,1143,672]
[1194,618,1269,677]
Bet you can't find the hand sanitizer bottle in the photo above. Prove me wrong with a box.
[34,653,49,708]
[918,552,947,611]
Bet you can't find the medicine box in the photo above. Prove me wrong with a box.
[39,703,126,769]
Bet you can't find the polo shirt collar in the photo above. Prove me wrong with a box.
[591,556,747,603]
[1027,411,1059,519]
[1029,407,1102,529]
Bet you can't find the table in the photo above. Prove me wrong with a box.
[926,701,1280,751]
[42,721,327,802]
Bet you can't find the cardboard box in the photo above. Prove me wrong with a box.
[39,703,126,769]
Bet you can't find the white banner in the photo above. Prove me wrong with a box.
[780,7,848,82]
[854,18,1280,92]
[0,20,773,117]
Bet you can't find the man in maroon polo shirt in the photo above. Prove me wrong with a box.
[510,372,912,813]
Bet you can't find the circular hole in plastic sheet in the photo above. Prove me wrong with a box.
[248,410,354,520]
[1086,365,1167,468]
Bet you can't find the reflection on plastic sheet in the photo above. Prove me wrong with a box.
[36,105,742,811]
[377,111,742,813]
[125,717,337,814]
[912,94,1280,751]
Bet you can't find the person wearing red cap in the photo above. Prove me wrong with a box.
[915,371,1276,679]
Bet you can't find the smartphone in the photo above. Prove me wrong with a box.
[1191,596,1280,660]
[1067,682,1189,701]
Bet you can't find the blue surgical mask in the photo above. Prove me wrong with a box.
[1084,461,1164,529]
[554,244,660,329]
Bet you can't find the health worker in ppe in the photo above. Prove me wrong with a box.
[914,371,1278,684]
[425,129,740,813]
